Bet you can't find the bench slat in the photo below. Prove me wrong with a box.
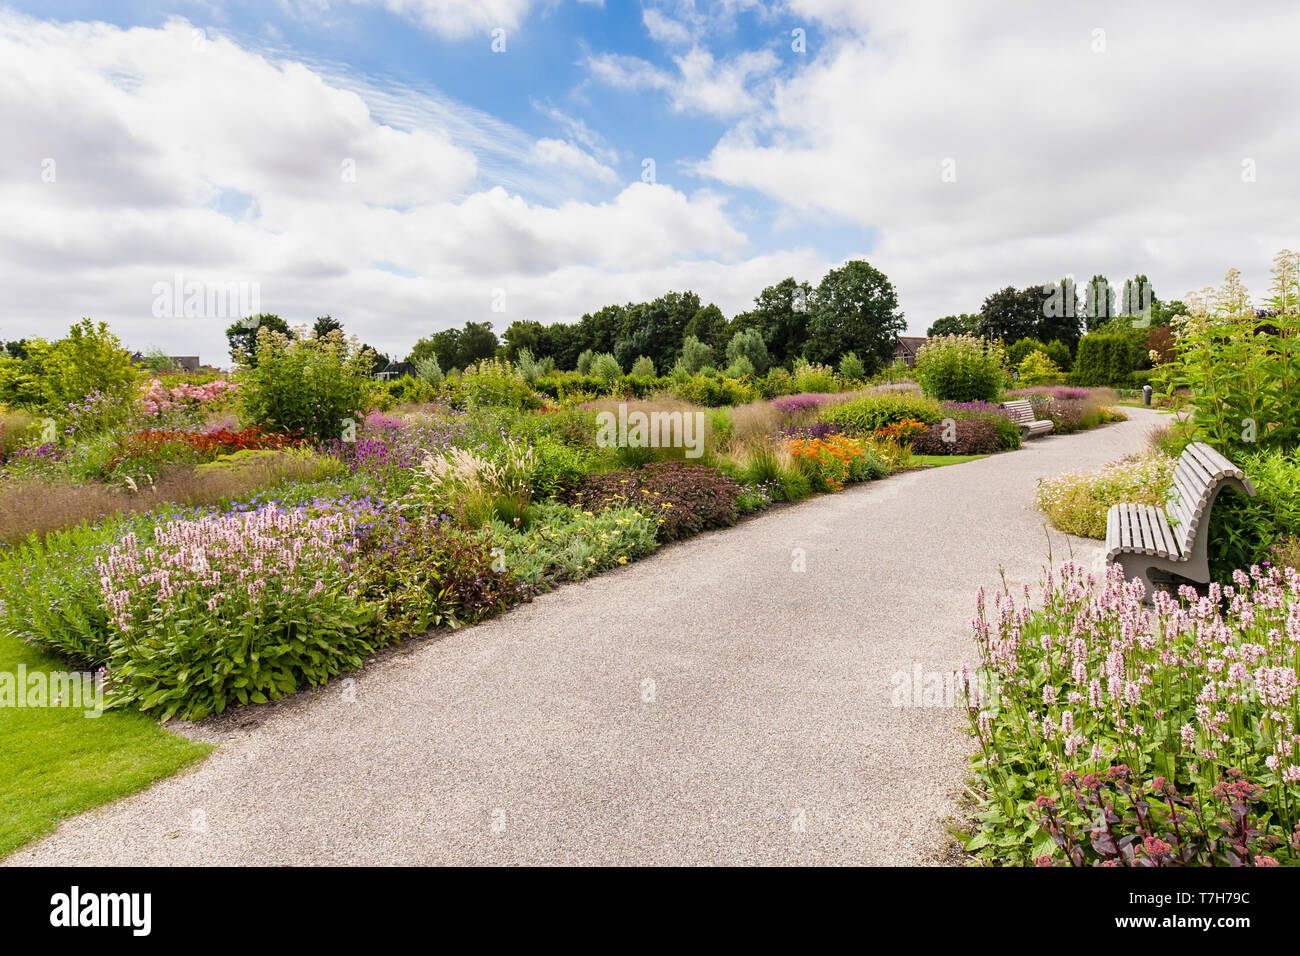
[1135,503,1156,554]
[1148,505,1179,557]
[1188,441,1240,480]
[1106,504,1120,552]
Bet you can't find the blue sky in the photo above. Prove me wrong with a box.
[1,1,1297,363]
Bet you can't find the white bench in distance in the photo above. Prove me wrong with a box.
[1002,398,1054,438]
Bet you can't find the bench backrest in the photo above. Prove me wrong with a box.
[1166,441,1255,554]
[1002,399,1035,424]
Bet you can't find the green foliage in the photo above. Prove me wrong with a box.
[1072,333,1133,387]
[591,352,622,387]
[571,460,740,542]
[725,328,771,375]
[913,335,1006,402]
[819,393,942,434]
[791,359,838,393]
[1165,255,1300,453]
[484,502,659,587]
[927,314,979,337]
[669,371,756,407]
[238,327,376,442]
[445,358,542,410]
[629,355,656,377]
[837,351,866,381]
[677,335,713,374]
[225,314,291,367]
[1033,454,1175,538]
[1207,447,1300,579]
[724,355,755,378]
[1016,349,1062,385]
[575,348,595,375]
[804,260,904,373]
[0,319,139,415]
[413,355,444,385]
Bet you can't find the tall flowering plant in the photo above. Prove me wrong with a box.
[94,507,380,720]
[964,561,1300,865]
[787,434,885,491]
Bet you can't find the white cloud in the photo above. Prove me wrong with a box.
[643,9,692,46]
[699,0,1300,330]
[585,45,779,118]
[345,0,534,39]
[0,12,813,365]
[530,138,619,183]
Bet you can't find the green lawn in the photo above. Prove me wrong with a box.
[909,454,991,468]
[0,632,210,857]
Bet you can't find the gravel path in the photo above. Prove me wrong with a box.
[9,408,1161,866]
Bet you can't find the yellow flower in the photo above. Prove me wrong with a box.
[618,556,628,564]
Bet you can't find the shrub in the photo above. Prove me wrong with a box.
[445,358,542,410]
[913,335,1006,402]
[591,352,622,387]
[1206,447,1300,579]
[238,328,376,443]
[484,501,658,586]
[910,417,1001,455]
[669,372,756,407]
[725,328,770,375]
[819,393,942,434]
[1071,333,1133,387]
[575,349,595,375]
[414,355,444,385]
[677,336,713,375]
[791,359,838,394]
[838,352,866,381]
[1164,255,1300,452]
[630,355,656,377]
[570,460,740,542]
[0,319,140,415]
[940,401,1021,451]
[1017,349,1061,385]
[963,561,1300,866]
[724,355,755,379]
[351,515,527,636]
[1033,454,1175,538]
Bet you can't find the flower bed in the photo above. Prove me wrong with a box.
[788,434,888,491]
[963,561,1300,866]
[570,460,740,541]
[1033,454,1174,538]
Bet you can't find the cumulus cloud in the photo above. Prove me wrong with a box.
[0,12,809,364]
[700,0,1300,329]
[585,45,779,118]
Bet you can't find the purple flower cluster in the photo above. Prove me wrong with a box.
[780,419,843,440]
[7,441,67,464]
[1009,386,1091,402]
[772,392,835,417]
[942,400,1018,421]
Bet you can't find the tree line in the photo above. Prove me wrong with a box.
[927,274,1186,349]
[407,260,906,377]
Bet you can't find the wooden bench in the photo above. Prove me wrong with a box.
[1105,441,1256,594]
[1002,399,1054,438]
